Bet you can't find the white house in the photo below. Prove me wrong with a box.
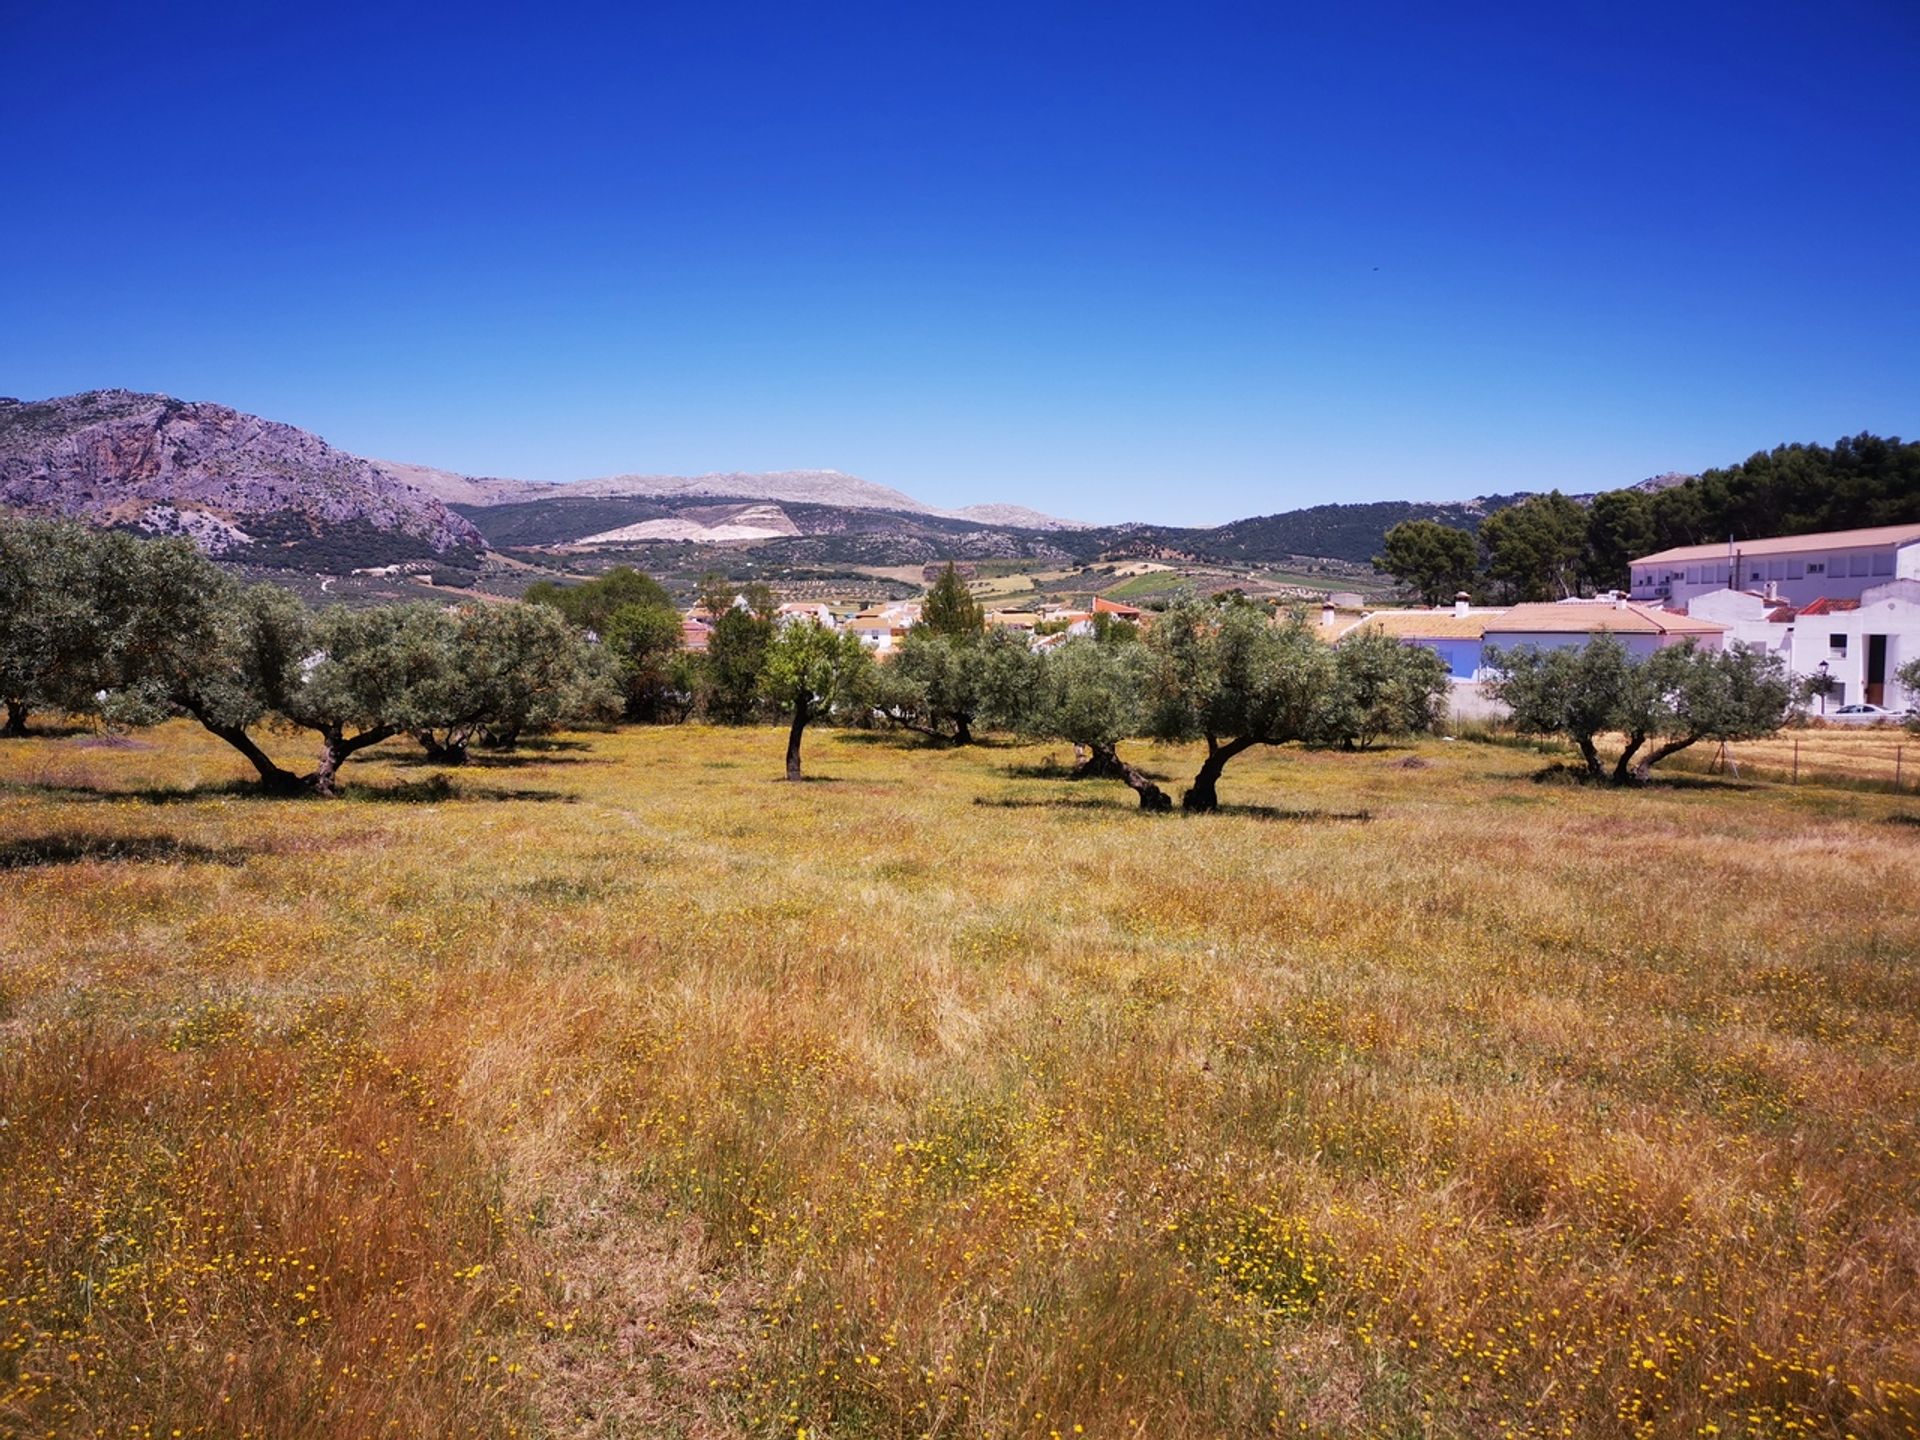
[1629,522,1920,610]
[1687,580,1920,711]
[1481,600,1726,659]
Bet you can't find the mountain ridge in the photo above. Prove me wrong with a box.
[0,388,1658,574]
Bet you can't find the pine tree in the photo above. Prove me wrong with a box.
[920,564,983,637]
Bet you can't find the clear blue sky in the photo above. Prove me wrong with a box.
[3,1,1915,524]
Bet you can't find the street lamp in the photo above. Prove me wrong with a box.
[1817,659,1830,716]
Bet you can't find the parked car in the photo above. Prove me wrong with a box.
[1827,703,1905,724]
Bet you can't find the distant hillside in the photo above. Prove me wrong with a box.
[391,459,1090,529]
[0,390,484,567]
[1101,496,1528,567]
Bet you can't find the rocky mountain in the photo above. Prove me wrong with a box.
[378,457,1090,529]
[0,388,1608,580]
[0,390,484,567]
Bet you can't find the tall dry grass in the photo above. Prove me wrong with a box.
[1,722,1916,1438]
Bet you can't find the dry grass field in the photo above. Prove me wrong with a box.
[1,722,1917,1439]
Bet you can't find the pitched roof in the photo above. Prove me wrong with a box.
[1348,610,1503,640]
[1483,602,1723,636]
[1092,595,1143,616]
[1796,597,1862,615]
[1631,522,1920,567]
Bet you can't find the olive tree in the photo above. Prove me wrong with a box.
[760,620,872,780]
[1019,637,1170,810]
[1898,657,1920,733]
[1316,629,1451,750]
[0,514,104,735]
[870,627,1028,745]
[1486,635,1791,783]
[410,602,617,762]
[1144,595,1334,811]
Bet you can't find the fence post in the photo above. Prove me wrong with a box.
[1899,745,1905,792]
[1792,738,1799,785]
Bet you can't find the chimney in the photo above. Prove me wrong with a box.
[1614,593,1629,610]
[1321,601,1336,628]
[1453,592,1471,619]
[1764,579,1779,603]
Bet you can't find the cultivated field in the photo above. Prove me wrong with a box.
[1,724,1917,1438]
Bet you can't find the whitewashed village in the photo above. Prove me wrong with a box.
[678,519,1920,722]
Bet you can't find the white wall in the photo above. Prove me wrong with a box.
[1784,584,1920,711]
[1633,541,1914,609]
[1483,630,1704,661]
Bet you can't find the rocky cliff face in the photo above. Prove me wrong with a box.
[0,390,485,560]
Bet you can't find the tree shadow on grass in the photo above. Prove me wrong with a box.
[975,796,1142,814]
[0,834,253,870]
[834,731,1019,750]
[1530,762,1759,793]
[386,752,600,771]
[975,796,1372,823]
[1216,804,1373,823]
[998,759,1176,781]
[1887,814,1920,830]
[0,722,98,741]
[0,776,575,806]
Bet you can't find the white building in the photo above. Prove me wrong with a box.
[1630,522,1920,610]
[1687,580,1920,711]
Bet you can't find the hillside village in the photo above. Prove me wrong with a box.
[676,519,1920,721]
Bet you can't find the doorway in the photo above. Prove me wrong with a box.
[1866,634,1888,707]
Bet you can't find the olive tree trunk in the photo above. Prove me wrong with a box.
[311,724,400,797]
[1182,736,1255,813]
[785,693,812,781]
[1079,743,1170,811]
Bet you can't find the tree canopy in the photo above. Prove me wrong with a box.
[1144,595,1334,811]
[760,620,872,780]
[920,563,984,637]
[1374,520,1478,607]
[1487,635,1791,783]
[524,565,672,633]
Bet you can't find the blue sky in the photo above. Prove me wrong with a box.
[3,1,1915,524]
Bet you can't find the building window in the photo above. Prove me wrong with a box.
[1873,552,1894,576]
[1831,634,1848,653]
[1807,562,1825,575]
[1787,560,1804,579]
[1850,554,1871,577]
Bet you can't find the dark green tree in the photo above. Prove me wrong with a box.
[0,514,100,735]
[1018,637,1170,810]
[1479,492,1589,602]
[870,627,1027,744]
[704,605,773,723]
[600,601,687,721]
[920,563,984,637]
[1581,489,1657,593]
[410,603,617,762]
[524,566,673,633]
[1373,520,1480,607]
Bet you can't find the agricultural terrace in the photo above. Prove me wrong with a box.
[1,723,1917,1439]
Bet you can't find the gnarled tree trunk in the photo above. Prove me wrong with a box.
[3,699,27,738]
[1182,735,1255,813]
[785,694,811,780]
[413,730,471,766]
[181,700,303,792]
[1074,744,1170,810]
[311,724,400,797]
